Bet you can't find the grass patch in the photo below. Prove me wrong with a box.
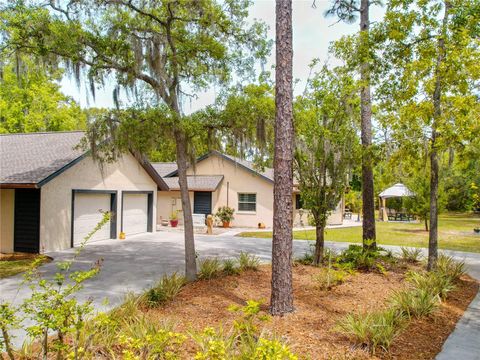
[0,255,51,279]
[238,252,260,271]
[336,308,404,354]
[238,213,480,253]
[140,272,186,308]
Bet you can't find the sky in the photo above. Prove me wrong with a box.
[60,0,385,114]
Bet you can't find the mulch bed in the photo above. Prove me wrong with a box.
[143,263,478,360]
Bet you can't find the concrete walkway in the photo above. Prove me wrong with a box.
[0,231,479,356]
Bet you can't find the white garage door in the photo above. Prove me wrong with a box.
[73,193,111,246]
[122,193,148,236]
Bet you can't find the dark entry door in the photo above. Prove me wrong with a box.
[193,192,212,215]
[14,189,41,253]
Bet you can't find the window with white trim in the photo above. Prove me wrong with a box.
[238,193,256,212]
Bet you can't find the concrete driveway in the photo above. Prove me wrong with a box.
[1,230,479,355]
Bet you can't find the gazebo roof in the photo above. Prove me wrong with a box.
[379,183,414,199]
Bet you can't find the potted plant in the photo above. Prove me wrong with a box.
[215,206,235,228]
[169,211,179,227]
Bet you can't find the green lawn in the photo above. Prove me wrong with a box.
[0,256,51,279]
[238,213,480,253]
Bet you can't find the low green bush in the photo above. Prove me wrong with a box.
[192,300,297,360]
[407,270,454,300]
[141,272,186,308]
[400,247,423,263]
[390,288,440,319]
[336,244,394,273]
[336,308,404,354]
[222,258,240,275]
[198,258,223,280]
[313,268,348,290]
[238,252,261,271]
[436,254,466,282]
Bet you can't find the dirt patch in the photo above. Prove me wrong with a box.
[142,264,478,359]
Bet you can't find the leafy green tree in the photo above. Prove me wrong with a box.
[0,58,85,133]
[294,66,359,265]
[218,82,275,165]
[380,0,479,269]
[1,0,269,281]
[325,0,384,249]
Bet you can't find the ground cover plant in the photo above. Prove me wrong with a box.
[239,213,480,253]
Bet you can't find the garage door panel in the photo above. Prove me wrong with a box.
[122,193,148,236]
[73,193,111,246]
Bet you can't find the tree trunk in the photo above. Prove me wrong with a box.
[424,217,429,232]
[174,129,197,281]
[427,0,450,271]
[359,0,376,249]
[313,223,325,266]
[270,0,294,316]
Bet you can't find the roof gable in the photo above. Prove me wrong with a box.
[163,150,274,184]
[0,131,85,187]
[0,131,168,190]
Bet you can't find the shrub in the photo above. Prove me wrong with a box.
[336,308,403,354]
[222,258,240,275]
[141,272,186,308]
[313,268,348,290]
[117,317,185,359]
[193,301,295,360]
[337,244,393,272]
[215,206,235,223]
[400,247,423,263]
[436,254,466,282]
[238,252,260,271]
[295,250,314,266]
[198,258,222,280]
[390,288,440,319]
[407,271,454,300]
[254,338,298,360]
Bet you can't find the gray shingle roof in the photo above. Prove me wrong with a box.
[163,175,223,191]
[0,131,85,185]
[151,162,178,177]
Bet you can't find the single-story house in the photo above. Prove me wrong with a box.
[0,131,167,254]
[153,151,344,228]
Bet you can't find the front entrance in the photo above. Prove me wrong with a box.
[14,189,41,253]
[193,191,212,215]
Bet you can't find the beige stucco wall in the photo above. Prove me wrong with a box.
[185,154,274,227]
[157,190,194,226]
[40,153,158,252]
[0,189,14,253]
[157,153,344,229]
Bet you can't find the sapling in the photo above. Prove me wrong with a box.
[20,212,110,360]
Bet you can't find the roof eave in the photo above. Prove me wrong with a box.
[0,183,38,189]
[168,151,274,184]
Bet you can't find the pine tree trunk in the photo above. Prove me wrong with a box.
[359,0,376,249]
[428,145,439,270]
[174,129,197,281]
[270,0,294,316]
[428,0,450,271]
[313,223,325,266]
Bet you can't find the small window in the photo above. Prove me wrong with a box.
[295,194,303,210]
[238,193,256,212]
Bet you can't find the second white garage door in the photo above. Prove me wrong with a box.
[122,193,148,236]
[73,193,111,246]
